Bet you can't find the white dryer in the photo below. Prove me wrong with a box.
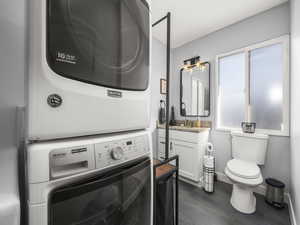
[26,131,153,225]
[27,0,151,141]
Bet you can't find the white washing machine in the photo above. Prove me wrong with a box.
[27,0,151,141]
[26,131,153,225]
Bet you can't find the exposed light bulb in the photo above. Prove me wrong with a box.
[201,64,206,72]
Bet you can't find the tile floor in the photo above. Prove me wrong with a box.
[179,181,291,225]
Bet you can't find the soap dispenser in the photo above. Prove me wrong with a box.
[169,106,176,126]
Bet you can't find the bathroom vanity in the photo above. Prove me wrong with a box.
[157,126,210,182]
[156,58,211,183]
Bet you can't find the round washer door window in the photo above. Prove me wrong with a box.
[47,0,150,91]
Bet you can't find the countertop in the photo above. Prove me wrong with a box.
[157,124,210,133]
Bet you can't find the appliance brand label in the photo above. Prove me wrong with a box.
[56,51,77,64]
[47,94,63,108]
[52,153,66,158]
[107,90,122,98]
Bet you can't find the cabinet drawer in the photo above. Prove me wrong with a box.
[158,129,209,144]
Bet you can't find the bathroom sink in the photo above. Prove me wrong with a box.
[157,123,210,133]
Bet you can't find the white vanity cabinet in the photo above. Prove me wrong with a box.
[158,128,210,182]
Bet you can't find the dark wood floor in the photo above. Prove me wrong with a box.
[179,180,291,225]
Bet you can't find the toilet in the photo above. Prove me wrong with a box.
[225,132,268,214]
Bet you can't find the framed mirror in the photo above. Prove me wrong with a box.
[180,62,210,117]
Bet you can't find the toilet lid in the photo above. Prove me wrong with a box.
[227,159,260,179]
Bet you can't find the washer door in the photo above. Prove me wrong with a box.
[47,0,150,91]
[49,157,151,225]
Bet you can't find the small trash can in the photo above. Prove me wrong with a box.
[265,178,285,208]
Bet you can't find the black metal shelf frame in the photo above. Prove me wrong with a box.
[152,12,171,160]
[152,13,179,225]
[153,155,179,225]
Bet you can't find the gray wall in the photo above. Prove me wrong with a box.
[290,0,300,223]
[0,0,26,224]
[150,38,171,157]
[170,3,291,189]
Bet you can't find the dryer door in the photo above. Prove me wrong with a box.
[49,157,151,225]
[47,0,150,91]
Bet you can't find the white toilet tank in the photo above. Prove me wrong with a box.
[231,132,269,165]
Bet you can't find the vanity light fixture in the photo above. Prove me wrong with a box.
[183,56,206,72]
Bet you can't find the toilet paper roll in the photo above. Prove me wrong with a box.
[204,155,214,168]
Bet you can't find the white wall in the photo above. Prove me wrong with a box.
[170,3,291,189]
[0,0,26,225]
[290,0,300,223]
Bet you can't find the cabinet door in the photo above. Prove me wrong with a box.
[172,141,199,181]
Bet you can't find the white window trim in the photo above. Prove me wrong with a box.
[215,35,290,136]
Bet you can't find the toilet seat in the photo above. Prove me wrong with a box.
[227,159,260,179]
[225,159,263,186]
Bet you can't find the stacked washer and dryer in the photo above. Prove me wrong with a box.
[24,0,152,225]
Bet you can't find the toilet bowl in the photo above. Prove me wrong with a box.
[225,159,263,214]
[226,132,268,214]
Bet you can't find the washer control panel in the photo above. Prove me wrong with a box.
[49,145,95,180]
[40,133,150,181]
[95,134,149,169]
[110,146,124,160]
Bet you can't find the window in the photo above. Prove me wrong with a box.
[216,36,289,136]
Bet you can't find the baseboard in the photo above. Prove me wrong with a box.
[179,176,203,188]
[215,172,231,184]
[215,172,266,196]
[179,173,265,194]
[180,172,296,225]
[215,172,290,203]
[287,193,298,225]
[180,172,290,204]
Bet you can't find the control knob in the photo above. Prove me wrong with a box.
[111,146,124,160]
